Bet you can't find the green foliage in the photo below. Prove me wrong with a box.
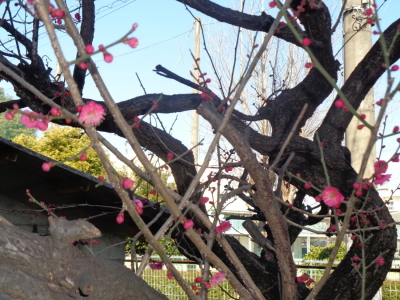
[12,125,104,177]
[303,243,346,261]
[134,171,176,204]
[11,124,177,199]
[126,236,181,256]
[382,280,400,300]
[0,87,35,139]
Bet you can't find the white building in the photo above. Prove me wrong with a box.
[218,191,400,260]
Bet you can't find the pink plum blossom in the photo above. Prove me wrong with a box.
[121,178,134,189]
[116,212,124,224]
[376,256,385,266]
[149,262,164,270]
[199,197,209,205]
[374,160,388,173]
[79,152,87,161]
[77,62,88,70]
[134,199,144,215]
[215,221,232,233]
[78,101,105,125]
[5,112,14,120]
[21,110,40,128]
[50,8,65,19]
[42,162,54,172]
[183,218,194,230]
[167,270,173,279]
[302,38,311,46]
[304,182,312,189]
[167,153,174,161]
[374,174,391,185]
[50,107,62,116]
[133,116,140,129]
[373,160,391,185]
[85,44,94,54]
[36,120,49,131]
[103,52,113,63]
[210,272,226,286]
[321,186,344,208]
[124,37,139,48]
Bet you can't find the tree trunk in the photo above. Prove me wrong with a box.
[0,217,167,300]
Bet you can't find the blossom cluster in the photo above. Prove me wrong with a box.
[373,160,391,186]
[21,110,50,131]
[215,221,232,233]
[296,273,315,287]
[79,24,139,67]
[164,272,225,294]
[48,3,65,24]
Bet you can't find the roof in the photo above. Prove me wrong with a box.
[0,136,166,237]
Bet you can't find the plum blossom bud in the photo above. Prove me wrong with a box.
[42,162,54,172]
[85,44,94,54]
[103,52,113,63]
[199,197,209,205]
[50,107,62,116]
[77,62,88,70]
[5,112,14,120]
[124,37,139,48]
[79,152,87,161]
[302,38,311,46]
[183,218,194,230]
[116,211,124,224]
[121,178,134,189]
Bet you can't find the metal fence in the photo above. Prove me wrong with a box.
[126,258,400,300]
[141,267,237,300]
[297,265,400,300]
[125,256,238,299]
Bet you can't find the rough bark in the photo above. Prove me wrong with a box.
[0,217,167,300]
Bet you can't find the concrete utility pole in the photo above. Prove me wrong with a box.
[55,61,62,82]
[343,0,376,178]
[191,18,201,167]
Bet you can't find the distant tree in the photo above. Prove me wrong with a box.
[126,237,181,256]
[12,125,104,177]
[11,124,176,200]
[0,88,35,139]
[304,243,346,261]
[134,167,176,203]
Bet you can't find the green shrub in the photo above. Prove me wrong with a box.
[303,243,346,261]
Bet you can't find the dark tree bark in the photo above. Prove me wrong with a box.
[0,217,167,300]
